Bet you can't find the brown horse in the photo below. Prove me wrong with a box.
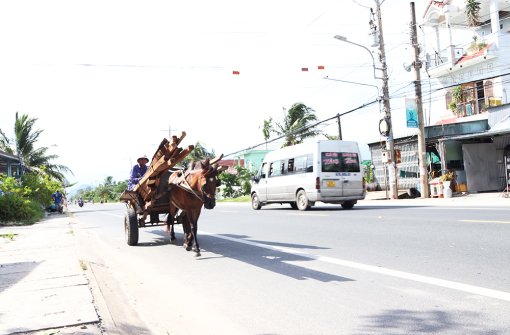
[166,157,227,256]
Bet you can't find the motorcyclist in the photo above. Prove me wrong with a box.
[51,190,64,213]
[78,197,84,207]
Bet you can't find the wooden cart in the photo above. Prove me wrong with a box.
[120,132,194,246]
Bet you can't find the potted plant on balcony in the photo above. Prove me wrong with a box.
[467,35,487,55]
[449,86,464,116]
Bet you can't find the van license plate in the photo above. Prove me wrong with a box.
[326,181,336,187]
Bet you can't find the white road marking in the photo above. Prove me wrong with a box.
[287,213,329,217]
[95,212,124,218]
[460,219,510,224]
[199,230,510,302]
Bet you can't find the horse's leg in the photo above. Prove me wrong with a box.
[188,211,202,257]
[182,216,192,251]
[170,224,175,242]
[167,209,177,243]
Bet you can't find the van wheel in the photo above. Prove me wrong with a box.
[290,202,298,210]
[341,201,355,209]
[251,193,262,210]
[296,190,310,211]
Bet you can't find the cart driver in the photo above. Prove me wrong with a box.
[128,155,149,190]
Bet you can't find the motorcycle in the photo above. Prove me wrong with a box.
[47,202,64,214]
[78,199,84,207]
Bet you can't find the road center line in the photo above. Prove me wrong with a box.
[460,219,510,224]
[287,213,329,217]
[200,230,510,302]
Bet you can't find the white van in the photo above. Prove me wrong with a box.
[251,140,366,210]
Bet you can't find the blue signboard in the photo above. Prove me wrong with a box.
[405,97,418,128]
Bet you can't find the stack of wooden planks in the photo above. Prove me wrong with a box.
[133,131,194,203]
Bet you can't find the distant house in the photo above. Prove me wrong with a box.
[219,149,272,174]
[0,150,21,178]
[218,159,245,168]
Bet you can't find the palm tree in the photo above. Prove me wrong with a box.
[0,112,72,182]
[465,0,481,27]
[182,142,215,168]
[273,103,322,147]
[261,117,273,149]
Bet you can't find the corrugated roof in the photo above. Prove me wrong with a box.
[0,150,19,161]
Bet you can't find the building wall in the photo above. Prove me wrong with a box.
[242,150,271,173]
[370,140,419,191]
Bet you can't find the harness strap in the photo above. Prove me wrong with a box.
[173,170,205,203]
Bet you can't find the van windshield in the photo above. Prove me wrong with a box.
[321,152,360,173]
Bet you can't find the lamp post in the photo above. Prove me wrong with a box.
[334,13,397,199]
[333,35,380,80]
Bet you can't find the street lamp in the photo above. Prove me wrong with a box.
[333,35,381,80]
[333,31,397,199]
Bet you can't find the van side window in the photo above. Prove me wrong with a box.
[294,156,306,173]
[260,162,267,178]
[269,160,283,177]
[294,154,313,173]
[306,154,314,172]
[287,158,294,173]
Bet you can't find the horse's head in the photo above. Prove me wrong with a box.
[193,156,227,209]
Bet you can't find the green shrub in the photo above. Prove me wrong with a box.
[0,193,43,225]
[0,172,59,225]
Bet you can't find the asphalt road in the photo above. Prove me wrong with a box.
[71,201,510,335]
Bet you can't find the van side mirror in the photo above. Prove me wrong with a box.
[252,175,260,183]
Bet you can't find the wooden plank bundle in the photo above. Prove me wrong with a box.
[134,132,194,203]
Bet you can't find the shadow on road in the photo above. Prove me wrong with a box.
[151,230,355,283]
[356,309,504,335]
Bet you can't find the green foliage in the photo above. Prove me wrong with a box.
[0,172,61,225]
[21,172,62,207]
[272,103,323,147]
[452,86,463,103]
[218,195,250,203]
[465,0,481,27]
[262,118,273,142]
[182,142,215,168]
[361,161,374,184]
[72,177,128,203]
[448,101,457,113]
[0,193,43,225]
[218,165,253,198]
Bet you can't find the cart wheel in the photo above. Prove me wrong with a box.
[125,208,139,246]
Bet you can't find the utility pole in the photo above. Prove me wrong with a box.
[410,2,429,198]
[374,0,397,199]
[161,124,178,139]
[337,114,342,140]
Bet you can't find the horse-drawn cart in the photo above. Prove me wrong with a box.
[120,132,226,255]
[120,132,194,246]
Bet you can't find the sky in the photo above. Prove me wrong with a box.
[0,0,457,188]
